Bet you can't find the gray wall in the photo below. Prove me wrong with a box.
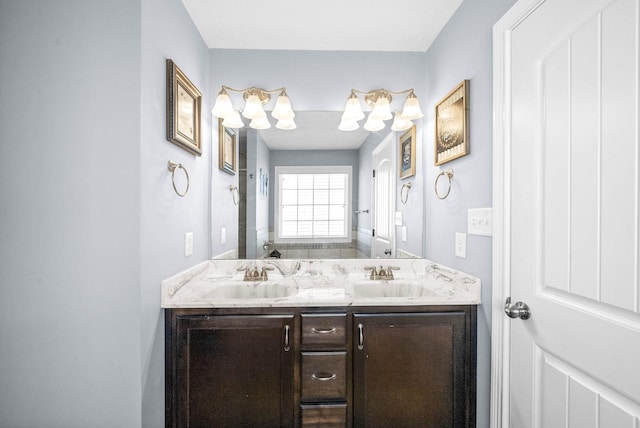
[140,0,211,426]
[245,129,271,258]
[423,0,517,426]
[0,1,142,426]
[1,0,211,426]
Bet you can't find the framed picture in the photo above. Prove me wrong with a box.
[399,125,416,179]
[166,59,202,156]
[434,80,469,165]
[218,118,236,175]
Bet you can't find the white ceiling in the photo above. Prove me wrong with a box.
[257,111,373,150]
[182,0,463,149]
[181,0,463,52]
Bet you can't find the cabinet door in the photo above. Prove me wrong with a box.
[173,314,295,428]
[353,311,473,428]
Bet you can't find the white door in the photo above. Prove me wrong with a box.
[372,134,395,258]
[493,0,640,426]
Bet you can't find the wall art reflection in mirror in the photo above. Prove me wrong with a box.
[218,119,236,175]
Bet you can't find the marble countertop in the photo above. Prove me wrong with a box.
[162,259,481,308]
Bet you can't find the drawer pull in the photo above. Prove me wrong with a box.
[311,327,337,334]
[284,325,291,352]
[357,323,364,350]
[311,373,337,381]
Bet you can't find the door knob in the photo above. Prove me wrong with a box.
[384,249,392,255]
[504,297,531,320]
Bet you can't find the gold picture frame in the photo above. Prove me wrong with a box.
[434,80,469,165]
[399,125,416,179]
[166,59,202,156]
[218,119,236,175]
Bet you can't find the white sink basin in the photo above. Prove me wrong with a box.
[204,282,298,299]
[348,280,436,298]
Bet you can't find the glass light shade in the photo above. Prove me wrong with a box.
[276,117,297,130]
[211,91,234,119]
[222,109,244,129]
[370,95,393,121]
[391,112,412,131]
[242,94,264,119]
[338,118,359,131]
[271,93,295,120]
[364,113,385,132]
[341,95,365,121]
[400,93,424,120]
[249,110,271,129]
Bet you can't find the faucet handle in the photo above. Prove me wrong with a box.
[260,266,274,280]
[385,266,400,279]
[364,266,378,280]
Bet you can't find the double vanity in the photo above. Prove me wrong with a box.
[162,259,480,427]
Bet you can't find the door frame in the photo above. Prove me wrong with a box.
[370,133,396,258]
[490,0,545,427]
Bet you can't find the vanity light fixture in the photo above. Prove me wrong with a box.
[339,88,424,132]
[211,86,296,130]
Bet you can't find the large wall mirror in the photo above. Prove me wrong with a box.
[228,111,424,260]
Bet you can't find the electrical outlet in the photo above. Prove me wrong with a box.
[221,227,226,245]
[185,232,193,257]
[455,232,466,258]
[468,208,492,236]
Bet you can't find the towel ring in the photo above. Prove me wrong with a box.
[435,168,454,200]
[400,182,412,204]
[230,185,240,206]
[168,160,189,197]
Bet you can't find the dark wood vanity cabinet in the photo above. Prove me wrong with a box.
[353,311,476,428]
[165,306,476,428]
[165,311,297,427]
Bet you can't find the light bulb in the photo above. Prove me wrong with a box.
[276,117,297,130]
[341,93,365,121]
[242,94,264,119]
[338,119,359,131]
[364,113,385,132]
[400,92,424,120]
[222,110,244,129]
[272,91,295,120]
[391,112,412,131]
[249,110,271,129]
[211,89,234,119]
[370,94,392,121]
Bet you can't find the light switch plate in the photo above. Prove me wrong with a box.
[184,232,193,257]
[220,227,226,245]
[468,208,492,236]
[395,211,403,226]
[455,232,466,258]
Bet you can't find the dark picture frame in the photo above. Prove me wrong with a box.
[399,125,416,179]
[434,80,469,165]
[218,118,236,175]
[166,59,202,156]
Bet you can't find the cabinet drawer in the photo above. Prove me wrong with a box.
[301,403,347,427]
[301,352,347,400]
[301,313,346,346]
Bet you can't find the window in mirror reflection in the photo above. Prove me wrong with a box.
[275,166,352,243]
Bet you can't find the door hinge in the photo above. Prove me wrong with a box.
[372,170,376,178]
[372,229,375,237]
